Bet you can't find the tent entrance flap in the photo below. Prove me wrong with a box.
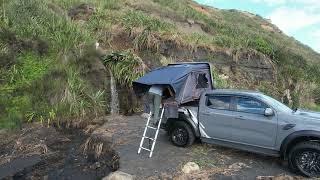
[177,70,211,104]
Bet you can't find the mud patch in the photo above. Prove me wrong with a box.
[68,3,95,21]
[90,115,135,147]
[82,135,120,171]
[0,28,48,56]
[0,123,119,179]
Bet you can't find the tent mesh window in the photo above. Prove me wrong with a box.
[196,73,209,89]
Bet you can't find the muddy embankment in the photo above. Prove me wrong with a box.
[0,122,119,180]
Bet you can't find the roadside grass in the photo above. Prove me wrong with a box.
[313,105,320,112]
[211,67,230,89]
[301,104,320,112]
[191,144,217,168]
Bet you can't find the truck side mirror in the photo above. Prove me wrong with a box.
[264,108,274,116]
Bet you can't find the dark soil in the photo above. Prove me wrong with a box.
[0,124,118,180]
[68,3,95,21]
[103,114,303,179]
[0,28,49,56]
[0,115,305,179]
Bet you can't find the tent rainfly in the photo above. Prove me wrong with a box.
[132,62,214,105]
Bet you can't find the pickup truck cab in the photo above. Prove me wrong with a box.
[164,89,320,177]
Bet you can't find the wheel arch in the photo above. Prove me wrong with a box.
[165,112,200,137]
[280,130,320,159]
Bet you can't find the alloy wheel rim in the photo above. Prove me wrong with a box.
[296,151,320,176]
[172,128,188,146]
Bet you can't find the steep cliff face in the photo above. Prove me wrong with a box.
[157,41,275,83]
[103,28,277,113]
[108,27,275,83]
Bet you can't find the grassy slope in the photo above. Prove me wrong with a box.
[1,0,320,128]
[0,0,105,128]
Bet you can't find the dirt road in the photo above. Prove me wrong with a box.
[0,115,302,179]
[106,115,301,179]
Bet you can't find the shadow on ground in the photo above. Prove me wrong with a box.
[104,115,303,179]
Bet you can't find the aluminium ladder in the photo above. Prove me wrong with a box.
[138,107,165,158]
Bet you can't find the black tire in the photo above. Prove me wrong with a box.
[288,141,320,177]
[169,121,195,147]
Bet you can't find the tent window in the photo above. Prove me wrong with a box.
[196,73,209,89]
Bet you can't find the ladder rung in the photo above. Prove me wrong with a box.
[140,147,151,151]
[138,108,165,157]
[143,136,154,141]
[146,125,157,130]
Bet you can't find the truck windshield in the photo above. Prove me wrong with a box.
[259,94,293,113]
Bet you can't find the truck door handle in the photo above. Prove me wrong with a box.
[235,116,246,120]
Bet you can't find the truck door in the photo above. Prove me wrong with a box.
[230,96,278,148]
[198,94,235,140]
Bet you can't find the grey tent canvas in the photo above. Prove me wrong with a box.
[133,62,214,105]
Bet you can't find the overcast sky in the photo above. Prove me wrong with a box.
[195,0,320,53]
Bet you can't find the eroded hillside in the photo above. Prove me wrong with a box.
[1,0,320,128]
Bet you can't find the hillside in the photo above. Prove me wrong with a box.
[1,0,320,128]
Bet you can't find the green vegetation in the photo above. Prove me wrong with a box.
[5,0,90,52]
[0,0,104,128]
[1,0,320,128]
[103,51,145,86]
[122,11,174,32]
[191,144,217,168]
[211,67,230,89]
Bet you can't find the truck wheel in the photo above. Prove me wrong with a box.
[170,121,195,147]
[288,141,320,177]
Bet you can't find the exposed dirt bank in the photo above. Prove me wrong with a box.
[0,123,119,180]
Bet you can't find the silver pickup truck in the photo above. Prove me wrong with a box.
[163,89,320,177]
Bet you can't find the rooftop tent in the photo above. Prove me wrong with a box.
[132,63,214,105]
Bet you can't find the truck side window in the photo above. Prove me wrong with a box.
[236,97,267,115]
[206,96,231,110]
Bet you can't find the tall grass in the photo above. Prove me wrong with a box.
[0,0,106,129]
[103,51,145,87]
[61,67,106,118]
[122,10,174,32]
[8,53,50,87]
[5,0,91,52]
[152,0,319,63]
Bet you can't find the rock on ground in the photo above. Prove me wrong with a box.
[140,113,149,119]
[228,162,250,171]
[102,171,134,180]
[182,162,200,174]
